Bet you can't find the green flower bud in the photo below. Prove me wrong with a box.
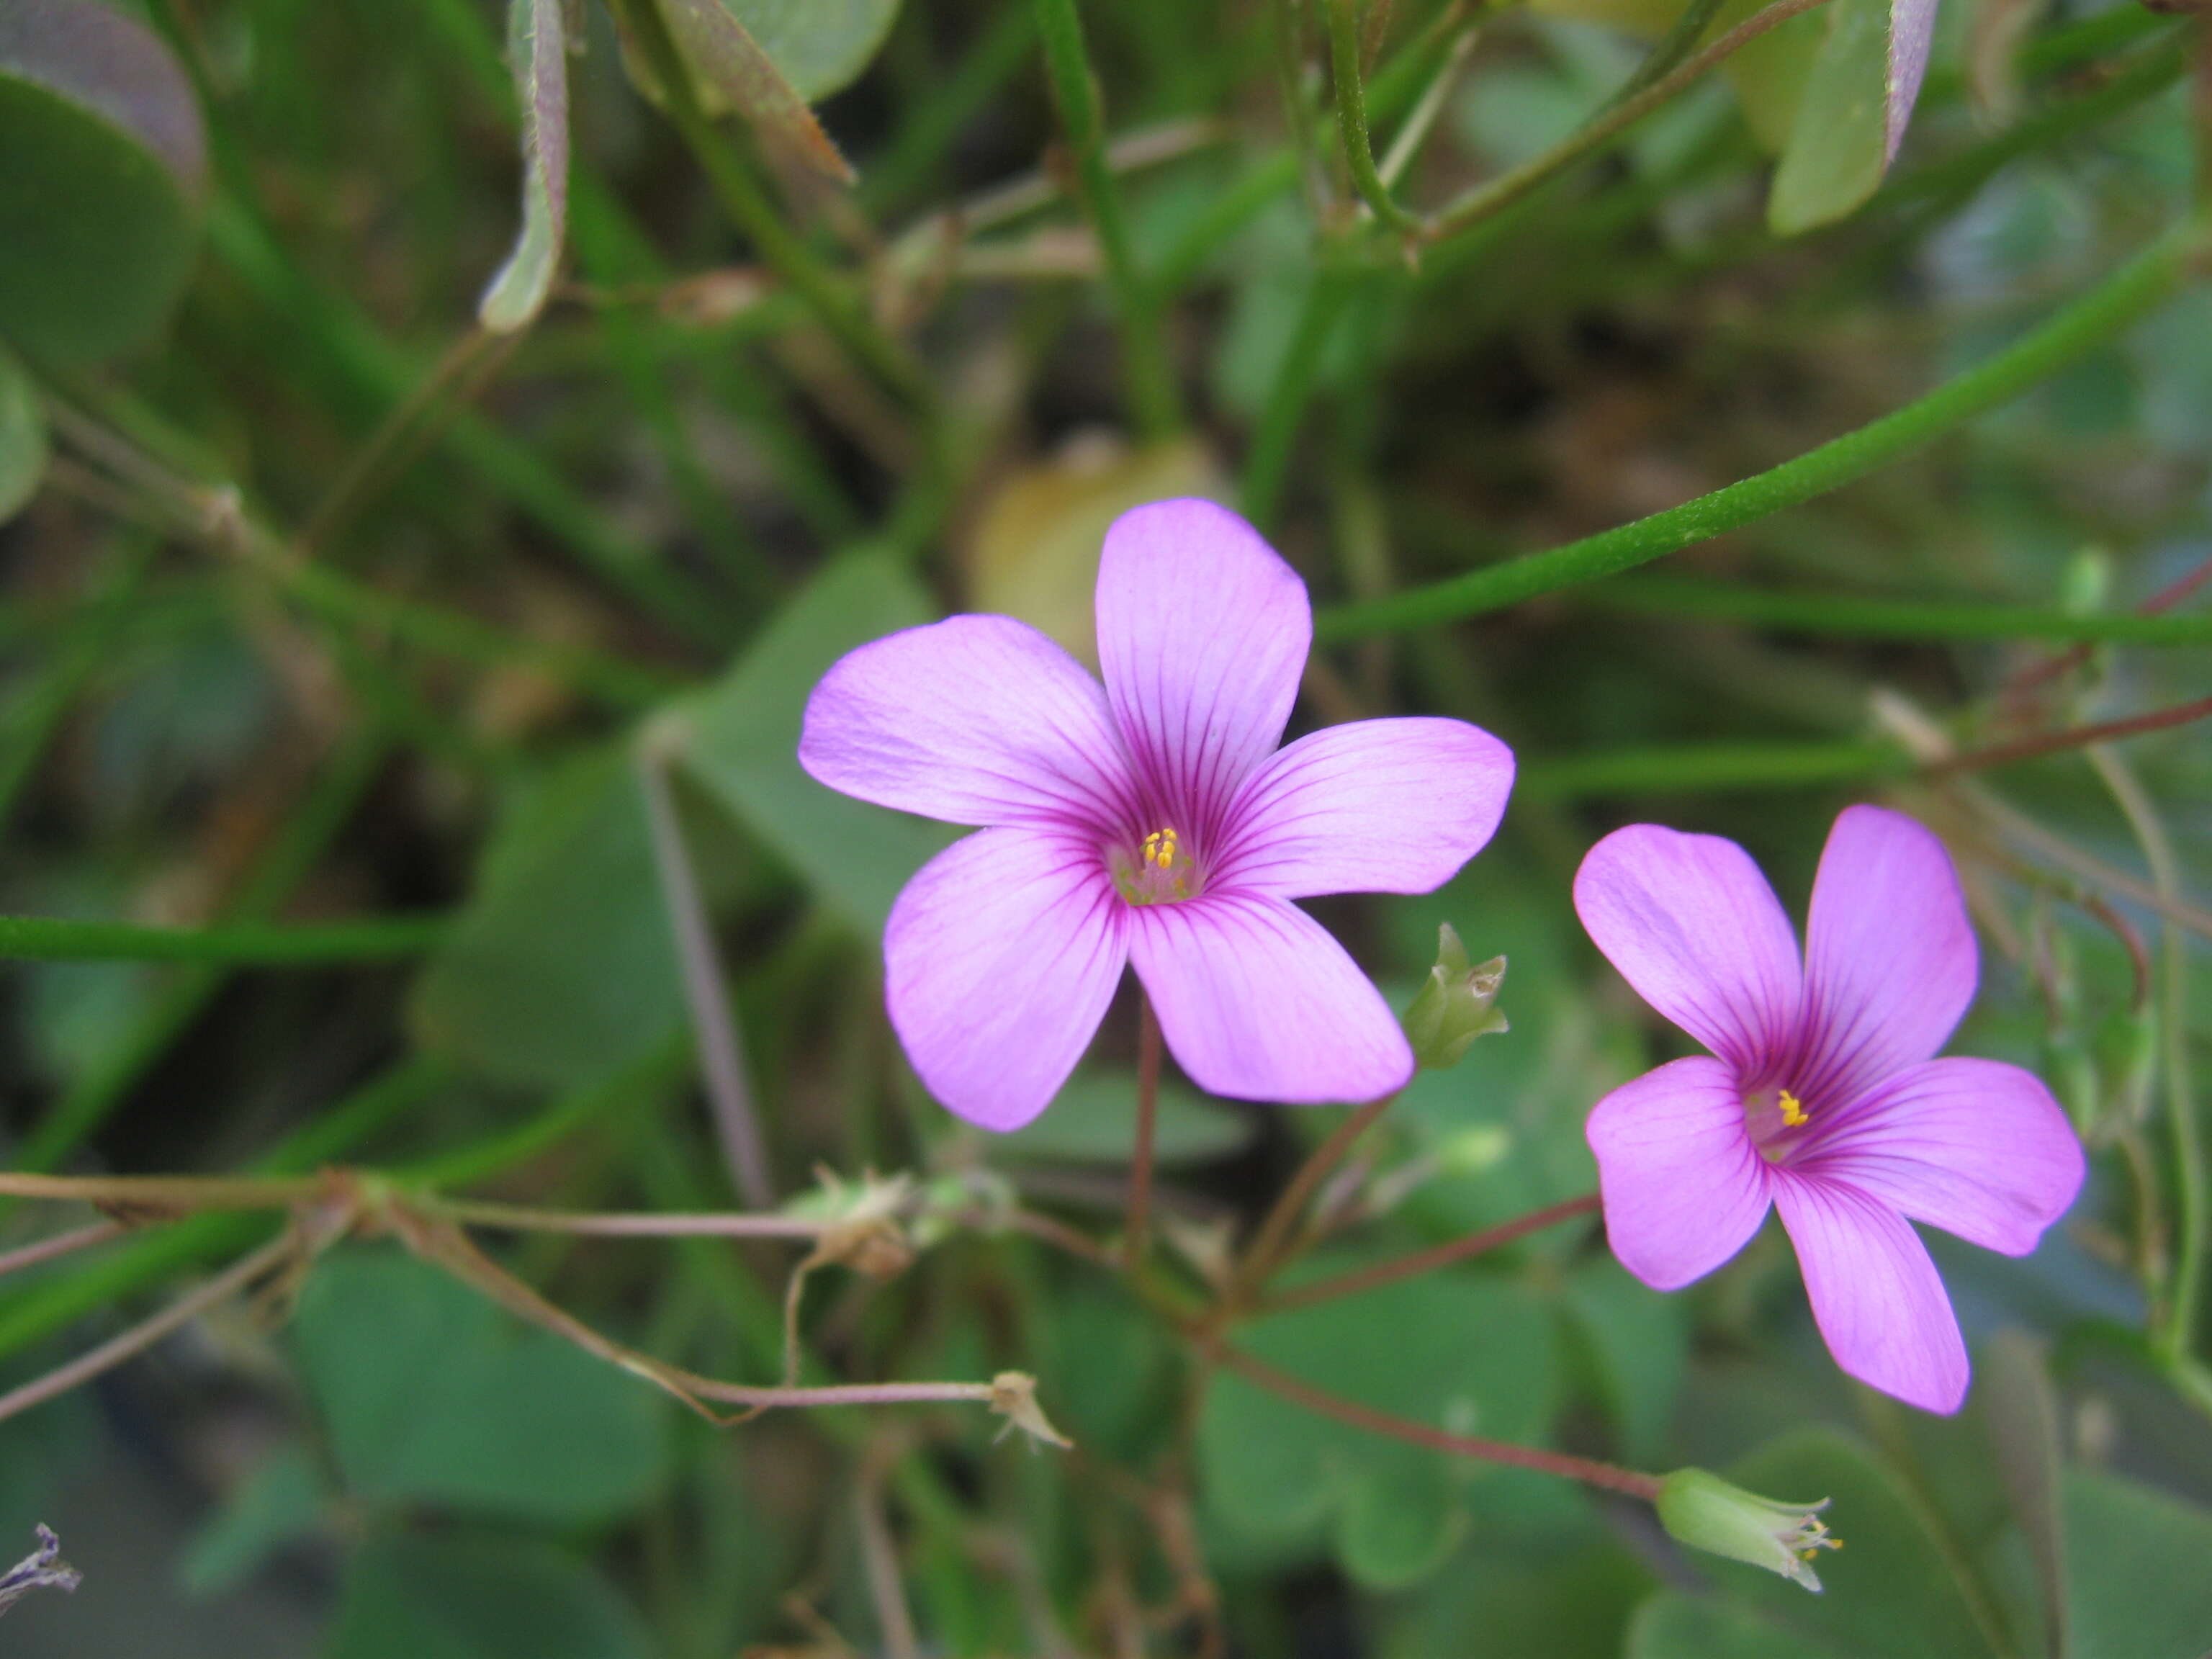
[1655,1468,1840,1593]
[2092,1003,2158,1128]
[1401,925,1508,1069]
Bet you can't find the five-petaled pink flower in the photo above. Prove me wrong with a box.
[799,499,1514,1130]
[1575,805,2084,1413]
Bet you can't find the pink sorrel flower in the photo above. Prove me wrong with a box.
[799,499,1514,1130]
[1574,805,2084,1413]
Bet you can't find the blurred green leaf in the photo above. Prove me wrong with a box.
[294,1246,670,1528]
[1197,1270,1560,1588]
[1767,0,1889,235]
[645,0,854,181]
[679,549,950,935]
[1563,1256,1688,1465]
[478,0,569,333]
[1626,1591,1838,1658]
[1391,1540,1658,1659]
[410,747,683,1090]
[714,0,900,104]
[0,0,206,365]
[0,343,45,523]
[325,1531,654,1659]
[991,1069,1251,1166]
[2061,1467,2212,1659]
[1722,1429,2000,1659]
[179,1444,328,1597]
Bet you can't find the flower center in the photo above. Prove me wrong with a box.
[1110,825,1202,906]
[1743,1084,1810,1159]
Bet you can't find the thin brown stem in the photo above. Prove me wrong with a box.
[1124,996,1163,1268]
[1232,1092,1398,1303]
[636,727,773,1208]
[0,1231,298,1425]
[1928,693,2212,778]
[426,1197,825,1238]
[1254,1192,1602,1317]
[1205,1341,1663,1501]
[0,1221,127,1280]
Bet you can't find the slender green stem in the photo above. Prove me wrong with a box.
[0,914,447,965]
[1240,267,1359,529]
[1522,738,1906,801]
[1582,576,2212,647]
[1031,0,1182,438]
[1323,0,1421,235]
[616,0,927,412]
[1615,0,1732,98]
[1317,224,2208,642]
[11,732,389,1177]
[1422,0,1838,246]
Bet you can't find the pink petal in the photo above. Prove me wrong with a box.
[1799,806,1977,1105]
[1573,825,1803,1078]
[1094,500,1310,836]
[1211,717,1514,899]
[801,616,1139,835]
[1127,892,1411,1105]
[1797,1058,2084,1256]
[1586,1057,1773,1291]
[1887,0,1938,163]
[1772,1175,1969,1413]
[885,828,1128,1130]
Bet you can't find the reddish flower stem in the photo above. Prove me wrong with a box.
[1232,1092,1398,1302]
[1253,1192,1603,1316]
[1928,693,2212,778]
[2007,549,2212,697]
[1124,996,1164,1268]
[1205,1341,1663,1501]
[0,1221,126,1280]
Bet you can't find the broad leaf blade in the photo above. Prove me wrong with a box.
[1767,0,1892,235]
[0,0,207,365]
[327,1532,655,1659]
[655,0,854,182]
[480,0,571,333]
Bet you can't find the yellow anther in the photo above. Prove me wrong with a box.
[1779,1090,1807,1128]
[1143,828,1178,869]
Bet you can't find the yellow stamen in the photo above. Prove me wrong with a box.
[1779,1089,1807,1128]
[1143,828,1178,869]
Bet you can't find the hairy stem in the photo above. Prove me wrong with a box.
[1324,0,1421,234]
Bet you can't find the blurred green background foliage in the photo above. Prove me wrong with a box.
[1,0,2210,1653]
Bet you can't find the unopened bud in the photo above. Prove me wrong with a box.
[1656,1469,1840,1592]
[2093,1004,2158,1127]
[1401,925,1508,1069]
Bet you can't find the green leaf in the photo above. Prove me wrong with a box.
[1197,1270,1559,1588]
[1562,1256,1688,1465]
[1766,0,1890,235]
[2061,1467,2212,1659]
[293,1246,670,1528]
[1390,1541,1658,1659]
[714,0,901,104]
[0,0,207,365]
[0,342,46,524]
[325,1531,654,1659]
[990,1070,1251,1166]
[479,0,570,333]
[178,1444,328,1597]
[648,0,854,181]
[678,550,950,935]
[1627,1591,1842,1659]
[409,747,685,1090]
[1720,1429,2000,1659]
